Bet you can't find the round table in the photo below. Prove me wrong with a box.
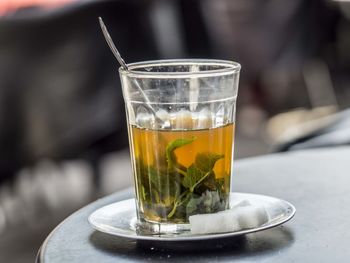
[37,147,350,262]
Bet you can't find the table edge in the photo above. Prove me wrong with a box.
[36,187,134,263]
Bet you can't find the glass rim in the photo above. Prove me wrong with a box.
[119,59,241,79]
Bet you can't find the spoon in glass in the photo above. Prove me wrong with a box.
[98,17,128,70]
[98,17,167,127]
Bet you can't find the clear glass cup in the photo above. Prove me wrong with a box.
[119,59,240,234]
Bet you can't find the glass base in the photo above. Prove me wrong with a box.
[132,218,190,235]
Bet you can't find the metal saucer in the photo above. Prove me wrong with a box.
[88,192,295,241]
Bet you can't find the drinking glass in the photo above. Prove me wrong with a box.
[119,59,240,234]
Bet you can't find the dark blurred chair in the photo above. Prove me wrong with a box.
[0,0,161,183]
[197,0,341,114]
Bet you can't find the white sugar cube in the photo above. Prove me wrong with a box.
[189,212,241,235]
[233,206,269,229]
[189,202,269,235]
[230,199,251,209]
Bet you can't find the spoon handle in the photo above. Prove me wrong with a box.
[98,17,168,128]
[99,17,129,70]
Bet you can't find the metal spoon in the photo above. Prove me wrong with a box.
[98,17,167,127]
[98,17,128,70]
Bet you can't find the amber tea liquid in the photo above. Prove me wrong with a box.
[130,123,235,224]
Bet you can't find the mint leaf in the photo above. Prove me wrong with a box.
[166,137,196,175]
[182,164,203,189]
[194,171,218,193]
[166,137,196,166]
[186,196,201,215]
[195,152,224,172]
[138,136,228,222]
[216,177,226,192]
[141,185,147,201]
[148,166,160,189]
[182,152,224,193]
[186,190,227,216]
[167,189,190,218]
[182,164,213,192]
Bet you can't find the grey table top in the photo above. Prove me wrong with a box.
[37,147,350,262]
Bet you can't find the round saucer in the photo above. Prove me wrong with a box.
[88,192,295,241]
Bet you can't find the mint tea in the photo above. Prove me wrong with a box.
[129,123,235,224]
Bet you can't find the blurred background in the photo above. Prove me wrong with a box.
[0,0,350,261]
